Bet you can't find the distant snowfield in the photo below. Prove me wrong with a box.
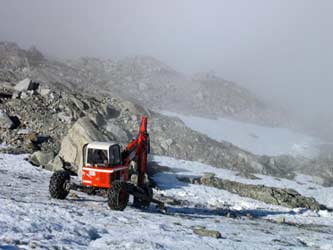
[1,154,333,250]
[162,111,323,157]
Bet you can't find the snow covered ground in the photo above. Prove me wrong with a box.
[162,111,323,158]
[1,154,333,250]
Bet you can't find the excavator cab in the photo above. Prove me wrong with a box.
[83,142,122,167]
[81,142,128,188]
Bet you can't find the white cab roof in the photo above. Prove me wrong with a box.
[87,141,117,150]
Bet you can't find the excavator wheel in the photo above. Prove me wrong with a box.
[133,185,153,209]
[108,181,129,211]
[49,171,71,199]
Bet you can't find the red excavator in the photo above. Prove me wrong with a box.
[49,116,164,211]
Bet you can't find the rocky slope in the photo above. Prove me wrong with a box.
[67,56,290,126]
[0,42,104,93]
[0,77,292,179]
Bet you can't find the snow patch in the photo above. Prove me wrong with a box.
[162,111,322,157]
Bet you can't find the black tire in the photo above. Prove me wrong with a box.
[133,185,153,209]
[49,171,71,199]
[108,181,129,211]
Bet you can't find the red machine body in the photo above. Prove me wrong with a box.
[82,165,128,188]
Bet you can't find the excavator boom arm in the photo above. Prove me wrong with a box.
[123,116,150,187]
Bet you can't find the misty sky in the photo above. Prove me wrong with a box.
[0,0,332,121]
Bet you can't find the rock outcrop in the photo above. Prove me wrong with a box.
[195,174,324,211]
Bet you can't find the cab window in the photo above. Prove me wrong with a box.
[109,144,121,166]
[87,149,108,165]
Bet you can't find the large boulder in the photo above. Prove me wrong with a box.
[30,151,54,167]
[14,78,39,92]
[0,110,14,129]
[58,117,110,175]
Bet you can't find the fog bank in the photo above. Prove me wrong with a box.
[0,0,332,134]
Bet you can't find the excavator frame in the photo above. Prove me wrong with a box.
[49,116,164,211]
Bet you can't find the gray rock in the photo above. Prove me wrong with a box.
[99,103,120,119]
[88,112,107,127]
[20,91,29,99]
[121,100,149,116]
[30,151,54,167]
[160,138,174,151]
[12,91,20,99]
[46,155,64,171]
[193,228,222,239]
[57,112,72,123]
[14,78,39,92]
[17,128,33,135]
[105,121,128,142]
[70,96,85,110]
[38,88,51,96]
[0,110,14,129]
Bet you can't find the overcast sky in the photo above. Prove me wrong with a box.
[0,0,332,121]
